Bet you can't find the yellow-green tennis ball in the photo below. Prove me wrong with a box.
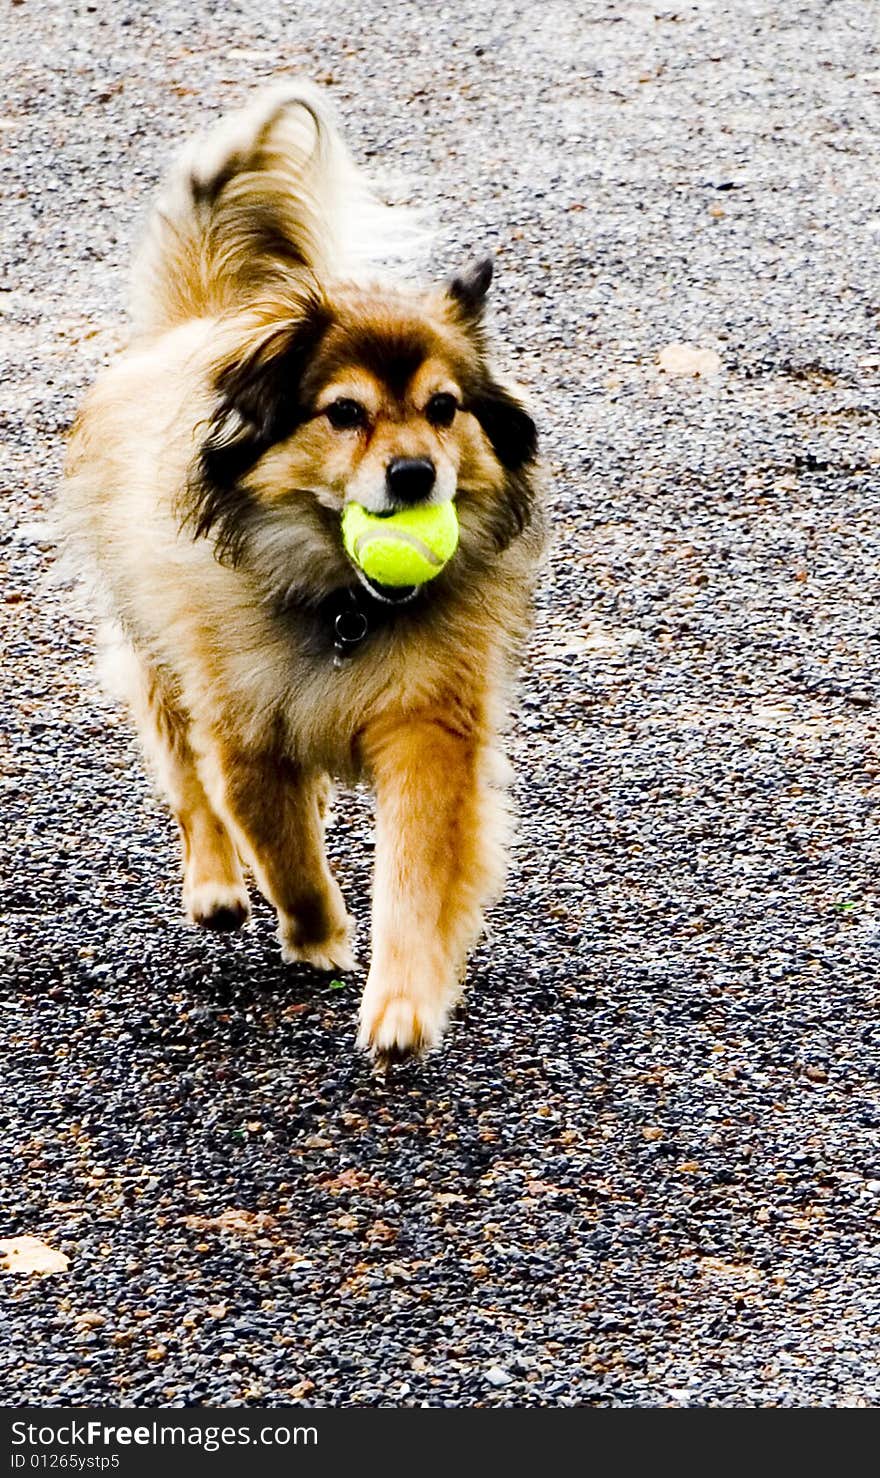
[341,501,459,588]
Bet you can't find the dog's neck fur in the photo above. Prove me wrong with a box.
[275,574,425,663]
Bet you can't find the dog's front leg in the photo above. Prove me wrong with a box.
[358,713,508,1057]
[209,750,354,973]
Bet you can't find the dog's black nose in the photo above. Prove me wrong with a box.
[386,457,436,504]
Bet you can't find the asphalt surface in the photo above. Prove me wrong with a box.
[2,0,880,1408]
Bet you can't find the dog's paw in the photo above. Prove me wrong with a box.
[280,929,356,974]
[278,886,355,974]
[185,880,251,932]
[356,980,450,1060]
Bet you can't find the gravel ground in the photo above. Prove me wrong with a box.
[3,0,880,1408]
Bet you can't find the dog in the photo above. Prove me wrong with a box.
[64,83,544,1058]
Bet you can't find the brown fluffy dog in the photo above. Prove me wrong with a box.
[64,84,544,1057]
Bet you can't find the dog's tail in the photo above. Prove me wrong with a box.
[131,82,419,336]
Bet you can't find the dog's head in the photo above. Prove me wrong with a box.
[185,257,538,597]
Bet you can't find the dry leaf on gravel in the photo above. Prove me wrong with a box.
[183,1209,275,1237]
[0,1236,69,1276]
[657,342,723,377]
[700,1257,764,1285]
[551,625,644,658]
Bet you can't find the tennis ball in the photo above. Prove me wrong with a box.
[341,501,459,588]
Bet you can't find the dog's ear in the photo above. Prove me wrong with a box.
[469,378,537,474]
[468,377,538,549]
[203,301,330,491]
[185,301,330,562]
[447,255,494,323]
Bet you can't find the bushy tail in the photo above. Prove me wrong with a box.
[130,82,418,336]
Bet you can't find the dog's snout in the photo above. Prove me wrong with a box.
[386,457,436,505]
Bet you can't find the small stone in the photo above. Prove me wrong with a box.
[657,342,723,377]
[0,1237,69,1276]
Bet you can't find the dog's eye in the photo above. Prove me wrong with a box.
[326,398,367,431]
[425,393,458,428]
